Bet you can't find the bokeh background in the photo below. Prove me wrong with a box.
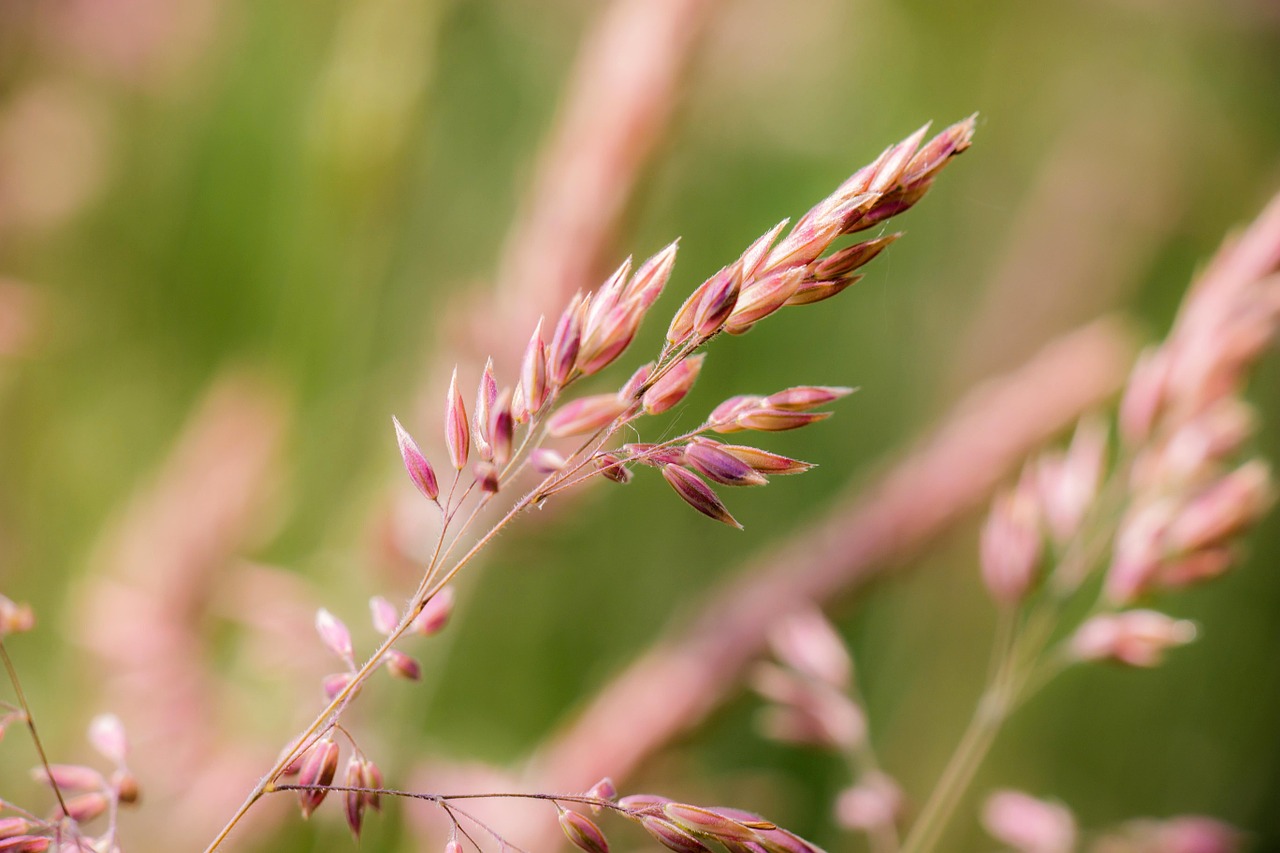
[2,0,1280,850]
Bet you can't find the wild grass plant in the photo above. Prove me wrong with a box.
[2,3,1280,853]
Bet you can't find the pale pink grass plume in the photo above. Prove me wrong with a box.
[982,790,1077,853]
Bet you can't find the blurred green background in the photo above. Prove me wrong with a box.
[1,0,1279,850]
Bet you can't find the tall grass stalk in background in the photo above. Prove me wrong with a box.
[752,191,1280,853]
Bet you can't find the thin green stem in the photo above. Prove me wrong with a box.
[898,600,1031,853]
[0,637,70,817]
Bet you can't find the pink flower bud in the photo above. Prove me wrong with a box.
[1142,816,1242,853]
[512,380,526,426]
[278,737,306,776]
[520,317,549,416]
[768,608,851,688]
[474,358,498,461]
[559,808,610,853]
[732,408,832,433]
[980,475,1043,606]
[811,234,901,280]
[835,773,903,832]
[445,367,470,470]
[639,817,712,853]
[724,267,806,334]
[488,388,515,466]
[902,114,975,187]
[1119,348,1170,446]
[1158,547,1234,591]
[1070,610,1197,667]
[1144,398,1256,489]
[619,362,654,401]
[981,790,1076,853]
[1166,460,1272,554]
[709,442,813,475]
[784,274,863,307]
[530,448,567,474]
[692,266,741,337]
[0,835,51,852]
[1037,417,1107,544]
[764,212,849,271]
[56,792,109,824]
[596,453,633,484]
[87,713,128,766]
[624,240,679,310]
[752,663,865,749]
[854,181,933,231]
[661,465,742,529]
[369,596,399,636]
[362,758,383,812]
[1105,500,1176,604]
[737,219,789,281]
[315,608,353,661]
[0,818,35,839]
[683,442,767,487]
[585,777,617,812]
[444,841,464,853]
[764,385,854,411]
[734,824,822,853]
[579,303,643,375]
[393,417,439,502]
[412,587,455,636]
[383,649,421,680]
[322,672,353,700]
[548,293,586,387]
[869,124,930,194]
[643,355,705,415]
[547,394,630,437]
[707,395,763,429]
[617,793,673,812]
[583,257,632,339]
[662,804,759,843]
[474,460,500,493]
[667,272,722,345]
[343,755,365,839]
[32,764,103,793]
[297,737,340,818]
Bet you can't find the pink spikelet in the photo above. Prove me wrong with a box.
[296,737,340,818]
[474,357,498,461]
[980,469,1044,606]
[445,367,469,470]
[548,292,586,388]
[559,807,611,853]
[982,790,1077,853]
[625,239,679,310]
[643,354,705,415]
[520,316,549,416]
[315,608,353,662]
[661,464,742,529]
[393,416,439,503]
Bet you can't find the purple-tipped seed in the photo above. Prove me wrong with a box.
[684,441,768,487]
[559,808,610,853]
[393,416,440,502]
[661,465,742,529]
[297,737,340,818]
[445,368,470,470]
